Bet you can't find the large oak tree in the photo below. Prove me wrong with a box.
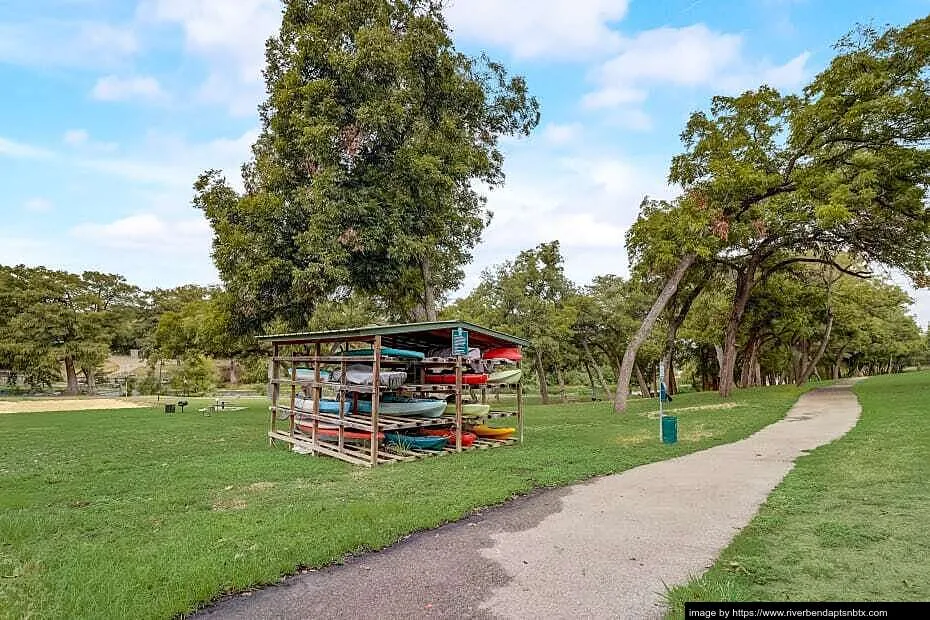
[195,0,539,332]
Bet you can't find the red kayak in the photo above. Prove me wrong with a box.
[483,347,522,362]
[296,423,384,442]
[425,373,488,385]
[420,429,477,447]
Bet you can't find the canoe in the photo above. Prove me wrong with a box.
[384,433,448,450]
[356,396,446,418]
[419,429,477,447]
[483,347,522,362]
[296,423,384,442]
[488,368,522,384]
[293,396,350,415]
[471,424,516,439]
[346,347,425,360]
[425,373,488,385]
[444,402,491,417]
[331,364,407,389]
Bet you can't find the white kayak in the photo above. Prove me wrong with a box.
[330,364,407,389]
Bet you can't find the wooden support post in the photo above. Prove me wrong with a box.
[455,355,463,452]
[371,336,382,467]
[289,360,297,441]
[517,374,525,444]
[270,344,279,446]
[338,341,347,453]
[313,343,321,455]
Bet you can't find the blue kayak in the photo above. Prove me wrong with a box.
[346,347,425,360]
[355,396,446,418]
[384,433,448,450]
[293,396,349,415]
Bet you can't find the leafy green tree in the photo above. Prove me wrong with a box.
[0,266,118,393]
[617,17,930,405]
[195,0,539,333]
[170,353,216,396]
[444,241,576,403]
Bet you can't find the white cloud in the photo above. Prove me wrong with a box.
[0,235,50,268]
[91,75,166,102]
[137,0,281,115]
[23,198,53,213]
[77,127,257,190]
[70,213,213,252]
[605,107,653,131]
[63,129,119,153]
[0,20,137,68]
[583,24,811,110]
[541,122,584,145]
[445,0,629,60]
[456,149,673,294]
[0,136,55,160]
[63,129,89,146]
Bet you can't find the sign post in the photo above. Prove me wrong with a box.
[658,364,665,440]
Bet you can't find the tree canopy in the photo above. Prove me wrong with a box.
[195,0,539,333]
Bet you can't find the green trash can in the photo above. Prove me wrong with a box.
[661,415,678,444]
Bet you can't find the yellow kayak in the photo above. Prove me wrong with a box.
[444,402,491,416]
[471,425,516,439]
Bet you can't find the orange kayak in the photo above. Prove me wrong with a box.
[470,425,516,439]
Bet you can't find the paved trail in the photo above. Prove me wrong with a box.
[197,384,861,620]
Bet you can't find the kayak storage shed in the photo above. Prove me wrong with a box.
[259,321,528,467]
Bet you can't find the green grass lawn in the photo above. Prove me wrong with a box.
[0,386,808,619]
[665,371,930,617]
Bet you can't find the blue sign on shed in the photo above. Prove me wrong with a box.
[451,327,469,356]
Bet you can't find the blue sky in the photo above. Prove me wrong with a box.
[2,0,929,322]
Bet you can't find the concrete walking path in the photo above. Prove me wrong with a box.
[196,383,862,620]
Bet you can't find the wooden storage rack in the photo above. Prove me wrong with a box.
[259,321,528,467]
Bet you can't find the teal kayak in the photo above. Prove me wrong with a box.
[346,347,425,360]
[356,396,446,418]
[384,433,448,450]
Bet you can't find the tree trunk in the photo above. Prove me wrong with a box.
[229,358,239,385]
[667,355,677,394]
[634,362,652,399]
[719,265,756,397]
[555,365,567,403]
[535,351,549,405]
[739,335,762,388]
[64,356,78,395]
[82,367,96,394]
[664,278,705,396]
[581,358,597,400]
[582,339,610,400]
[613,253,696,411]
[797,311,834,386]
[420,256,438,321]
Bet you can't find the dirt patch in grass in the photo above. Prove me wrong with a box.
[0,398,145,414]
[615,431,653,445]
[212,498,249,511]
[246,482,277,492]
[643,402,742,419]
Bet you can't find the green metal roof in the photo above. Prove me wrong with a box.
[258,320,530,348]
